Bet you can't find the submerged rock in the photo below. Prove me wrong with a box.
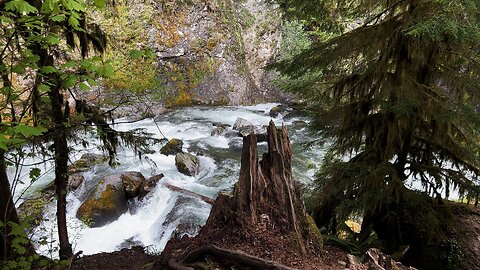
[160,138,184,156]
[76,174,128,227]
[175,152,200,176]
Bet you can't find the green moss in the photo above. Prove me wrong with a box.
[306,214,323,251]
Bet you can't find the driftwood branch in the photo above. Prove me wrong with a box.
[162,183,215,205]
[180,245,298,270]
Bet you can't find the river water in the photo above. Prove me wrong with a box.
[11,103,326,257]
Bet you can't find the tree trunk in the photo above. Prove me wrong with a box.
[0,150,20,262]
[49,85,73,260]
[204,120,317,253]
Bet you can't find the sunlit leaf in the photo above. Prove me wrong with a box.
[13,125,47,138]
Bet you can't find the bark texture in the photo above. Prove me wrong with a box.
[204,121,312,249]
[0,151,20,262]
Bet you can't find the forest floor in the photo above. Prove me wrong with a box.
[70,244,352,270]
[69,204,480,270]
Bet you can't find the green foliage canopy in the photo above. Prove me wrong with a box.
[273,0,480,263]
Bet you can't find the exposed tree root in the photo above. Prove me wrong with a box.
[168,245,297,270]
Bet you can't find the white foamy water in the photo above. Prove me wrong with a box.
[13,104,324,257]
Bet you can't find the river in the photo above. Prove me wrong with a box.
[11,103,326,257]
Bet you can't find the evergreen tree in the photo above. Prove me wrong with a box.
[273,0,480,267]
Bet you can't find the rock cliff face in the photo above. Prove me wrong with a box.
[146,0,284,105]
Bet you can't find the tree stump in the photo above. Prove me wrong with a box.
[205,120,313,250]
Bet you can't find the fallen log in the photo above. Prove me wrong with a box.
[162,183,215,205]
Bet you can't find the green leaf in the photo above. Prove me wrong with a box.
[0,140,8,151]
[79,82,90,91]
[50,14,66,22]
[12,64,26,74]
[62,75,77,88]
[63,61,77,68]
[129,49,145,59]
[46,34,60,45]
[40,66,57,74]
[41,0,55,12]
[4,0,38,14]
[13,125,47,138]
[68,15,79,28]
[29,168,41,181]
[37,84,50,92]
[69,0,85,11]
[94,0,105,8]
[103,62,114,77]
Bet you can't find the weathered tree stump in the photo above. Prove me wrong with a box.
[157,121,322,269]
[203,121,313,251]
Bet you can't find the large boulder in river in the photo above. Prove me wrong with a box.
[121,171,146,198]
[175,153,200,176]
[76,174,128,227]
[160,138,184,156]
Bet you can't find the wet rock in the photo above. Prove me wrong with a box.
[138,173,164,199]
[175,152,200,176]
[233,117,266,137]
[233,117,254,132]
[212,122,231,128]
[76,174,128,227]
[187,145,206,156]
[228,137,243,151]
[68,173,85,191]
[268,104,288,118]
[211,126,227,136]
[18,184,55,226]
[121,171,146,198]
[160,138,184,156]
[224,130,241,138]
[69,153,107,173]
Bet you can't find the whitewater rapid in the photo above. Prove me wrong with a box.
[12,104,325,257]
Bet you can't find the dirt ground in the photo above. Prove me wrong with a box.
[450,204,480,270]
[70,246,156,270]
[71,244,350,270]
[70,205,480,270]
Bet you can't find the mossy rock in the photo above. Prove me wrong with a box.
[160,138,184,156]
[76,174,128,227]
[18,187,55,226]
[268,105,288,118]
[175,152,200,176]
[306,214,324,251]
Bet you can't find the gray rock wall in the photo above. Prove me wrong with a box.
[148,0,285,105]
